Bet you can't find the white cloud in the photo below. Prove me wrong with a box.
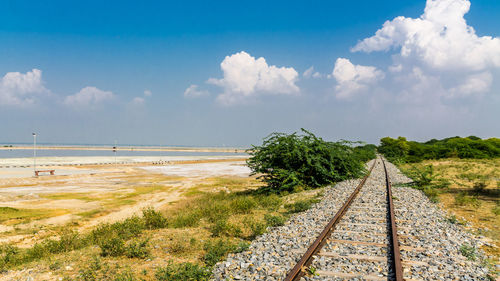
[303,66,322,79]
[131,97,145,105]
[352,0,500,72]
[143,90,152,97]
[449,72,492,97]
[0,69,48,106]
[183,84,209,98]
[64,86,114,108]
[208,51,299,105]
[332,58,384,99]
[350,0,500,101]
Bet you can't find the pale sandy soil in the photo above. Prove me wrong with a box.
[0,156,250,247]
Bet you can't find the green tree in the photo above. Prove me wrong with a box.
[247,129,366,193]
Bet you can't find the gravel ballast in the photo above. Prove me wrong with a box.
[212,158,491,280]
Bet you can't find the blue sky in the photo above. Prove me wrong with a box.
[1,0,499,146]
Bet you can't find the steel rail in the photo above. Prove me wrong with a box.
[382,158,404,281]
[283,160,376,281]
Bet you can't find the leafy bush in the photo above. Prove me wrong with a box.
[170,211,201,228]
[247,129,366,193]
[230,197,257,214]
[203,240,235,266]
[91,216,145,244]
[352,144,377,162]
[78,256,137,281]
[155,262,211,281]
[257,194,282,211]
[125,238,150,259]
[0,244,20,270]
[285,199,320,213]
[264,214,286,227]
[248,220,267,239]
[209,219,231,237]
[98,236,125,257]
[142,207,167,229]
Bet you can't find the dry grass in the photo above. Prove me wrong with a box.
[0,171,326,280]
[400,158,500,263]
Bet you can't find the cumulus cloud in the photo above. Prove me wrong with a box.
[143,89,152,97]
[303,66,322,79]
[449,72,492,98]
[351,0,500,99]
[332,58,384,99]
[0,69,48,106]
[183,84,209,98]
[352,0,500,71]
[208,51,299,105]
[64,86,114,108]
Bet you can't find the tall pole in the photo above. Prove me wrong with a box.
[33,133,37,176]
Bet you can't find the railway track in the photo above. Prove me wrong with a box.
[284,157,420,281]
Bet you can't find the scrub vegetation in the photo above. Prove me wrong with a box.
[247,129,376,193]
[0,130,378,280]
[381,136,500,267]
[378,136,500,163]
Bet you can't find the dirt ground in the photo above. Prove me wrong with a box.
[0,157,250,247]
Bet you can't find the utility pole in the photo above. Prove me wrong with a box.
[113,140,117,165]
[32,133,37,176]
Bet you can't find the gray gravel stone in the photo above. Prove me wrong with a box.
[211,159,490,280]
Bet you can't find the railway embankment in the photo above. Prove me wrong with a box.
[212,159,491,280]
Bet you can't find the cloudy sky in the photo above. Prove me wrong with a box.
[1,0,499,146]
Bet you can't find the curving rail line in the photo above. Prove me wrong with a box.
[284,157,404,281]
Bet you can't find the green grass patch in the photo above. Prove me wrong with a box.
[0,207,67,225]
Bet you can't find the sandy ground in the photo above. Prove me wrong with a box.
[0,156,250,246]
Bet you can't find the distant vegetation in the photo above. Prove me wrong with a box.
[378,136,500,163]
[247,129,376,193]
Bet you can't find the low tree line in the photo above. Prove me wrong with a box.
[378,136,500,163]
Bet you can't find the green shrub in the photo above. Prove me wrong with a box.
[98,236,125,257]
[247,129,366,193]
[233,241,250,253]
[0,244,20,270]
[170,211,201,228]
[264,214,286,227]
[125,238,150,259]
[209,219,231,237]
[257,194,282,211]
[203,240,235,266]
[142,208,167,229]
[285,199,319,213]
[202,200,231,223]
[423,187,439,203]
[168,238,189,254]
[91,216,145,244]
[78,256,137,281]
[155,262,211,281]
[460,244,477,261]
[248,220,266,239]
[352,144,377,162]
[230,196,256,214]
[43,230,87,254]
